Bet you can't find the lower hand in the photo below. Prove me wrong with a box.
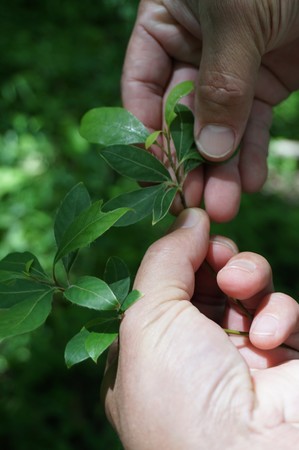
[102,209,299,449]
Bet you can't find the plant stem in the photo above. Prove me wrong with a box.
[179,190,188,209]
[223,328,298,353]
[164,129,188,209]
[223,328,249,336]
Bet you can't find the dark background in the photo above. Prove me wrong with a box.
[1,1,299,449]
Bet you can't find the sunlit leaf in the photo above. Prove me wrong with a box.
[54,182,91,273]
[152,186,178,225]
[165,81,194,127]
[64,276,120,311]
[120,290,143,312]
[0,280,54,339]
[100,145,171,182]
[64,328,90,368]
[170,104,194,161]
[54,201,128,264]
[80,107,149,146]
[103,185,163,226]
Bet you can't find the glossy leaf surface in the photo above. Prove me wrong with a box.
[80,107,149,146]
[64,276,120,311]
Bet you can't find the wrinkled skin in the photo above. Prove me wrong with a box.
[102,209,299,450]
[122,0,299,222]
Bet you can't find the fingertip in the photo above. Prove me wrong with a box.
[170,207,209,232]
[249,293,299,350]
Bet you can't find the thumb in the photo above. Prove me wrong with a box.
[133,208,210,304]
[195,3,263,161]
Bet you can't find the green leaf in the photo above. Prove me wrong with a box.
[103,185,163,226]
[0,252,47,280]
[145,130,162,149]
[152,186,178,225]
[165,81,194,127]
[170,104,194,161]
[54,183,91,273]
[64,328,90,368]
[64,276,120,311]
[121,290,143,312]
[80,107,149,146]
[100,145,171,183]
[0,280,54,339]
[182,149,205,174]
[54,201,128,264]
[103,256,130,302]
[85,328,119,363]
[104,256,130,285]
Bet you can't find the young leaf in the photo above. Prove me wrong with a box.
[54,183,91,273]
[120,290,143,312]
[0,280,54,339]
[0,252,48,280]
[64,328,91,368]
[64,276,120,311]
[54,201,128,265]
[170,104,194,161]
[103,256,130,302]
[80,107,149,146]
[100,145,171,183]
[145,130,162,150]
[165,81,194,127]
[103,185,164,227]
[152,186,178,225]
[85,332,118,363]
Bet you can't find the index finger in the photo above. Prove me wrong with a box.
[121,9,171,131]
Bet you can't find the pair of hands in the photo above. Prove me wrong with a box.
[102,209,299,450]
[122,0,299,222]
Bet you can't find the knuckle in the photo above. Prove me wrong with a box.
[199,71,248,108]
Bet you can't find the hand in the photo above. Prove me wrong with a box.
[122,0,299,222]
[102,209,299,450]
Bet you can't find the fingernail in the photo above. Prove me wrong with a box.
[251,314,278,337]
[196,125,235,160]
[172,208,204,230]
[225,259,256,273]
[209,236,238,254]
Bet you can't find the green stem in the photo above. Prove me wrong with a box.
[223,329,249,337]
[224,328,298,353]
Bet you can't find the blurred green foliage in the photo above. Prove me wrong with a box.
[1,1,299,449]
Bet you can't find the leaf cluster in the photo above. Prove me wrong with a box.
[0,183,140,367]
[0,81,204,368]
[80,80,205,224]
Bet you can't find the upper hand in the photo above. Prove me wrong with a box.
[122,0,299,221]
